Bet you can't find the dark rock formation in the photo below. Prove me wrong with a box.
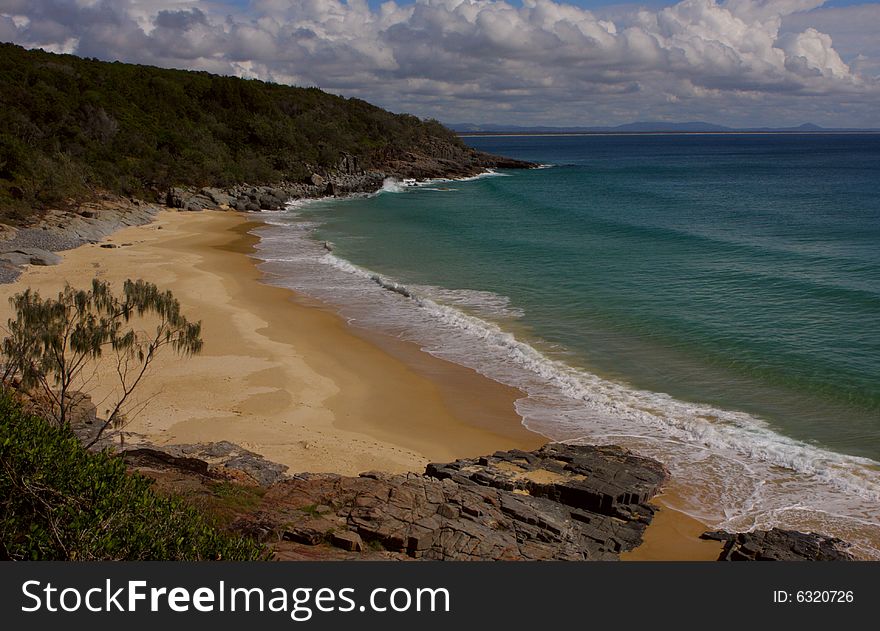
[426,443,666,518]
[233,443,668,561]
[165,172,390,214]
[123,441,289,487]
[701,529,855,561]
[375,142,534,181]
[335,153,360,176]
[122,448,212,477]
[161,145,535,215]
[114,438,861,561]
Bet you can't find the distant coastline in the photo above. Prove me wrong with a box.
[451,120,880,136]
[458,130,880,137]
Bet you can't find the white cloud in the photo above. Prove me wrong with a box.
[783,3,880,80]
[0,0,877,126]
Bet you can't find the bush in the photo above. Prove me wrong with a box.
[0,390,266,560]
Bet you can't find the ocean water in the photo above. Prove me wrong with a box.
[253,134,880,557]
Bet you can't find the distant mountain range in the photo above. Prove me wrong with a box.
[450,121,878,134]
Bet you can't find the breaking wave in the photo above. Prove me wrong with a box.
[251,201,880,559]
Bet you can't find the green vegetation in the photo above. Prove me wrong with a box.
[0,43,466,222]
[0,390,265,560]
[201,481,266,521]
[2,278,202,446]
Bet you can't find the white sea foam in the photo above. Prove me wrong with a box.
[250,206,880,558]
[448,169,510,182]
[380,177,407,193]
[408,284,524,320]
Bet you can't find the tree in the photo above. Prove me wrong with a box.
[1,278,202,447]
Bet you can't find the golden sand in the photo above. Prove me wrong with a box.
[0,209,720,560]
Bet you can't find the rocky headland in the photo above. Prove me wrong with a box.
[0,148,533,282]
[164,148,532,212]
[115,436,855,561]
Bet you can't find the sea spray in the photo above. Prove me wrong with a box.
[380,177,406,193]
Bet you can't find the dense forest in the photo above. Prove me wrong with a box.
[0,43,468,221]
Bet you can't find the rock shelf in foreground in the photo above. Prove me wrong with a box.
[233,443,668,561]
[119,439,858,561]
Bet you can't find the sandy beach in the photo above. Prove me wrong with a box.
[0,209,721,560]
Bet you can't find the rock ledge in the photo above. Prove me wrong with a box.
[701,528,855,561]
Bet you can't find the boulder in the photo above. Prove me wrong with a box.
[701,529,855,561]
[283,527,326,546]
[310,173,325,188]
[330,531,364,552]
[166,186,218,211]
[202,188,235,207]
[0,247,62,266]
[166,187,188,208]
[258,193,286,210]
[183,194,214,211]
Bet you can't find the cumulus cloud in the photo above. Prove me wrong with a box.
[0,0,878,126]
[783,3,880,81]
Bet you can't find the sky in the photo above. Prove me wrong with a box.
[0,0,878,127]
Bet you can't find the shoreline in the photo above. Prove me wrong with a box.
[0,210,543,473]
[0,208,721,560]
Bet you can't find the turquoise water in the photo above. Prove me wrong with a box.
[254,134,880,554]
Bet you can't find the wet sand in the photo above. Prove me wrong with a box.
[0,208,720,560]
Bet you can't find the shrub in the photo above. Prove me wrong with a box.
[0,391,266,560]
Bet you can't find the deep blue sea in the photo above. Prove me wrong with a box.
[253,134,880,556]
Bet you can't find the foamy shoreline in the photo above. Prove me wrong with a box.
[0,209,550,474]
[253,185,880,559]
[0,207,731,559]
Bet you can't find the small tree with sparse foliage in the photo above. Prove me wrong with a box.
[1,278,202,446]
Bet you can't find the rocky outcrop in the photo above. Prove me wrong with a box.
[701,529,855,561]
[162,143,535,215]
[123,441,289,488]
[0,246,62,267]
[335,153,360,176]
[230,443,668,561]
[375,141,534,181]
[0,196,160,282]
[165,172,388,214]
[114,438,861,561]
